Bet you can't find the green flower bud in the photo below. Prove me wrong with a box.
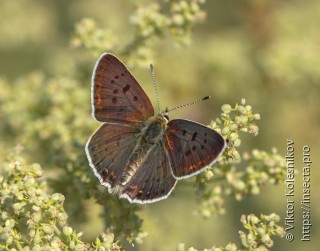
[24,177,35,187]
[229,123,238,131]
[221,127,230,135]
[245,105,252,111]
[31,164,43,177]
[6,235,13,245]
[52,193,65,202]
[222,104,232,113]
[257,227,266,235]
[269,213,280,222]
[254,113,261,120]
[43,225,54,234]
[225,243,237,251]
[204,170,214,180]
[239,231,248,247]
[238,106,246,114]
[247,233,256,246]
[69,240,75,249]
[5,219,15,228]
[234,139,241,147]
[29,229,36,238]
[249,215,260,224]
[13,202,25,213]
[229,132,239,141]
[63,226,73,236]
[104,233,114,245]
[34,233,41,244]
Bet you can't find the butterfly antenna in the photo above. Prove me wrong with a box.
[150,64,160,113]
[167,96,210,113]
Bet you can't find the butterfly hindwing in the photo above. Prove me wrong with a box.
[85,123,140,191]
[120,141,177,203]
[164,119,226,179]
[92,53,154,125]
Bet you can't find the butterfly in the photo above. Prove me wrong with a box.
[85,53,226,204]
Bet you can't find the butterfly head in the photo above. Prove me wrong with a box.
[162,107,170,121]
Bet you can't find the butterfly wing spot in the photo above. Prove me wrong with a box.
[113,89,119,94]
[204,139,207,144]
[121,73,125,77]
[201,145,205,150]
[109,171,116,182]
[114,75,119,79]
[112,97,117,104]
[133,96,138,101]
[101,169,109,180]
[204,132,207,136]
[123,84,130,93]
[191,132,197,141]
[131,185,138,190]
[111,80,115,84]
[182,130,187,136]
[185,150,191,156]
[192,146,196,151]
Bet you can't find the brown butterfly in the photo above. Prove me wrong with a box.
[85,53,226,204]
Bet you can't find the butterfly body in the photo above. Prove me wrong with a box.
[86,53,226,204]
[119,114,167,185]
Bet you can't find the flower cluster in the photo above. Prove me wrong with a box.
[72,1,206,66]
[194,100,286,218]
[168,0,206,44]
[71,18,117,57]
[0,158,121,250]
[212,98,260,163]
[177,213,285,251]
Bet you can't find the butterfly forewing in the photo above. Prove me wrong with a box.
[92,53,154,125]
[164,119,226,179]
[86,123,141,191]
[120,141,177,203]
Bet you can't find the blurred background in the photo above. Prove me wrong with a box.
[0,0,319,250]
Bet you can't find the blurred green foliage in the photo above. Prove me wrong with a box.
[1,0,319,250]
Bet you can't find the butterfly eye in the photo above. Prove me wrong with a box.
[163,107,169,121]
